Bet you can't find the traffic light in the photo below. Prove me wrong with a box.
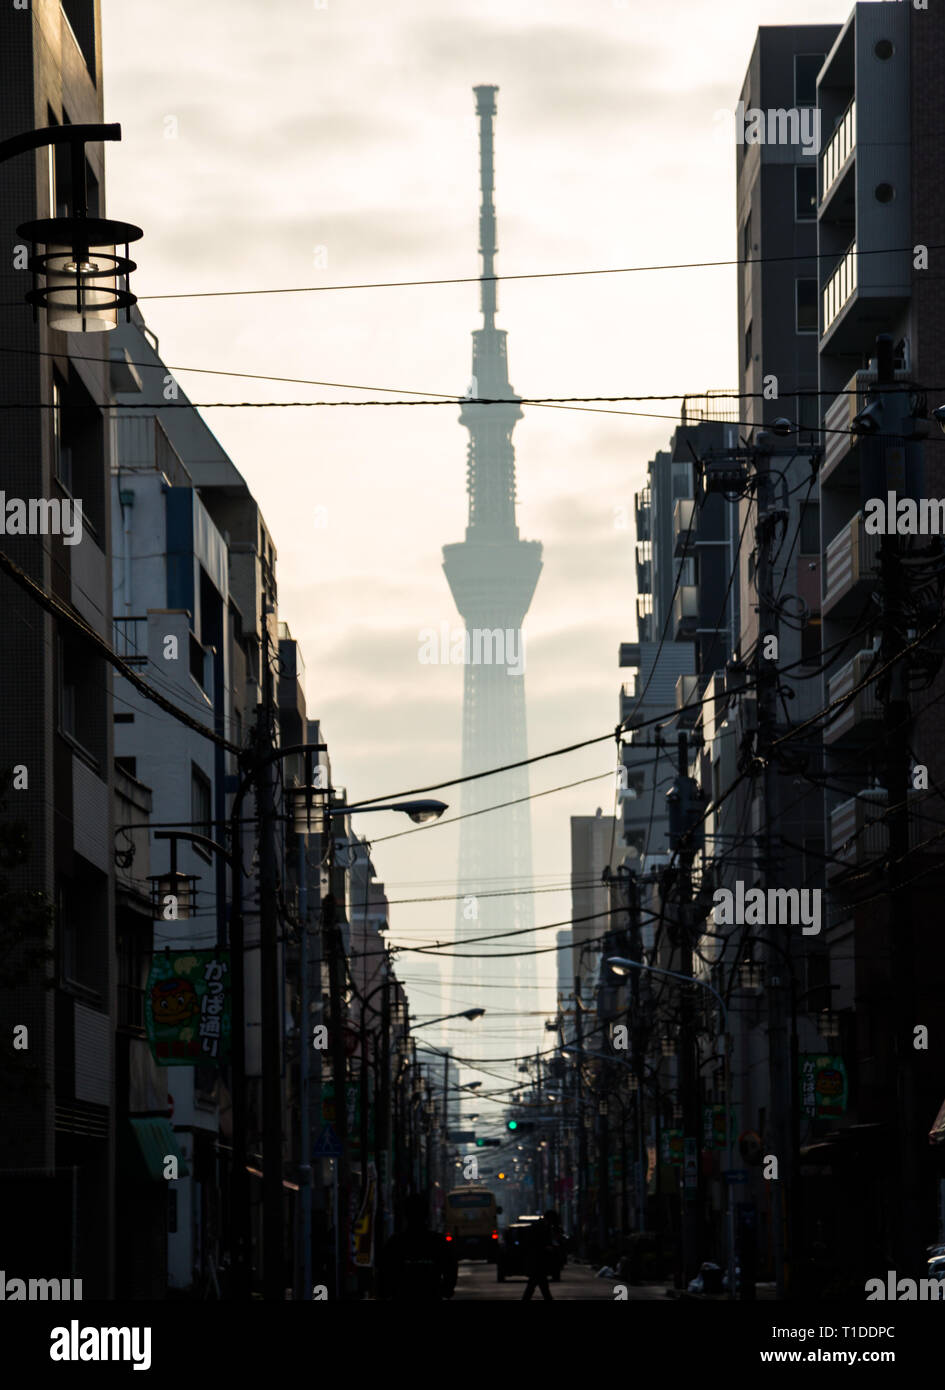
[476,1138,501,1148]
[507,1120,518,1131]
[497,1172,506,1180]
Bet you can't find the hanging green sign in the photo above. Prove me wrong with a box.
[146,950,231,1066]
[799,1053,847,1117]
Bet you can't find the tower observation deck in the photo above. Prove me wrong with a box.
[442,86,542,1020]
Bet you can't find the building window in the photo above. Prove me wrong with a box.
[744,319,753,368]
[795,166,817,221]
[795,279,818,334]
[191,764,212,860]
[799,501,820,554]
[801,616,822,666]
[794,54,825,108]
[52,368,105,539]
[59,867,105,994]
[57,628,106,765]
[742,213,752,265]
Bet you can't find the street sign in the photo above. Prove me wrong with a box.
[313,1124,343,1158]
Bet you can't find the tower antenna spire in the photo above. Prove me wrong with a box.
[474,84,499,330]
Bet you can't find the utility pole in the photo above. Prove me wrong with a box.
[377,962,391,1244]
[699,423,821,1297]
[668,730,703,1287]
[574,979,588,1256]
[443,1048,450,1202]
[256,617,285,1301]
[324,889,350,1296]
[864,334,926,1270]
[753,429,791,1299]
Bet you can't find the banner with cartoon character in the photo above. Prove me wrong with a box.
[146,951,231,1066]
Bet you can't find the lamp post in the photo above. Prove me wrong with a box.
[0,123,142,332]
[603,955,737,1298]
[319,795,447,1297]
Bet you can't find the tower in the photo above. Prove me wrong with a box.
[442,86,542,1017]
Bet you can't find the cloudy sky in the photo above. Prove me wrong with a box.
[100,0,844,1099]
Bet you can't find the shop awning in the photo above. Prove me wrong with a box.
[129,1117,190,1181]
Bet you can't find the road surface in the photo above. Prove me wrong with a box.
[451,1261,669,1301]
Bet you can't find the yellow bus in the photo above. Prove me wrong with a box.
[444,1186,500,1262]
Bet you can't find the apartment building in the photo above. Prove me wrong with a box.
[0,0,121,1296]
[812,1,945,1276]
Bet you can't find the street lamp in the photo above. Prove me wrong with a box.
[411,1009,486,1031]
[0,123,142,332]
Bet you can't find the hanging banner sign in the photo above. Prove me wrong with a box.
[799,1053,847,1117]
[146,950,231,1066]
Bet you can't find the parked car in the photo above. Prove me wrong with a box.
[496,1218,566,1282]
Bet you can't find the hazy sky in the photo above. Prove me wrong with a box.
[100,0,847,1102]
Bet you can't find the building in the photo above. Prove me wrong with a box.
[442,86,542,1029]
[0,0,122,1297]
[812,0,945,1280]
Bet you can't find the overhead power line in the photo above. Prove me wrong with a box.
[126,240,939,301]
[0,545,240,755]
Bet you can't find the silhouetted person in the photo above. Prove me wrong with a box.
[378,1194,457,1301]
[521,1216,553,1301]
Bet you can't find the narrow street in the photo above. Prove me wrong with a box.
[451,1261,666,1301]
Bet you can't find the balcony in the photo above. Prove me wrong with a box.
[822,241,857,337]
[675,673,701,724]
[821,98,855,206]
[829,789,922,879]
[821,373,868,487]
[634,487,651,541]
[673,498,698,556]
[636,557,652,593]
[673,585,699,639]
[823,513,880,619]
[113,616,148,664]
[823,650,883,746]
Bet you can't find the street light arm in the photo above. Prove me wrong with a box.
[0,123,122,165]
[606,956,728,1031]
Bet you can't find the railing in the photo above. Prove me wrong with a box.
[679,389,739,425]
[113,616,148,663]
[821,372,867,481]
[821,98,855,201]
[673,584,699,635]
[822,240,857,335]
[634,487,652,540]
[116,414,185,478]
[824,512,879,611]
[823,650,883,744]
